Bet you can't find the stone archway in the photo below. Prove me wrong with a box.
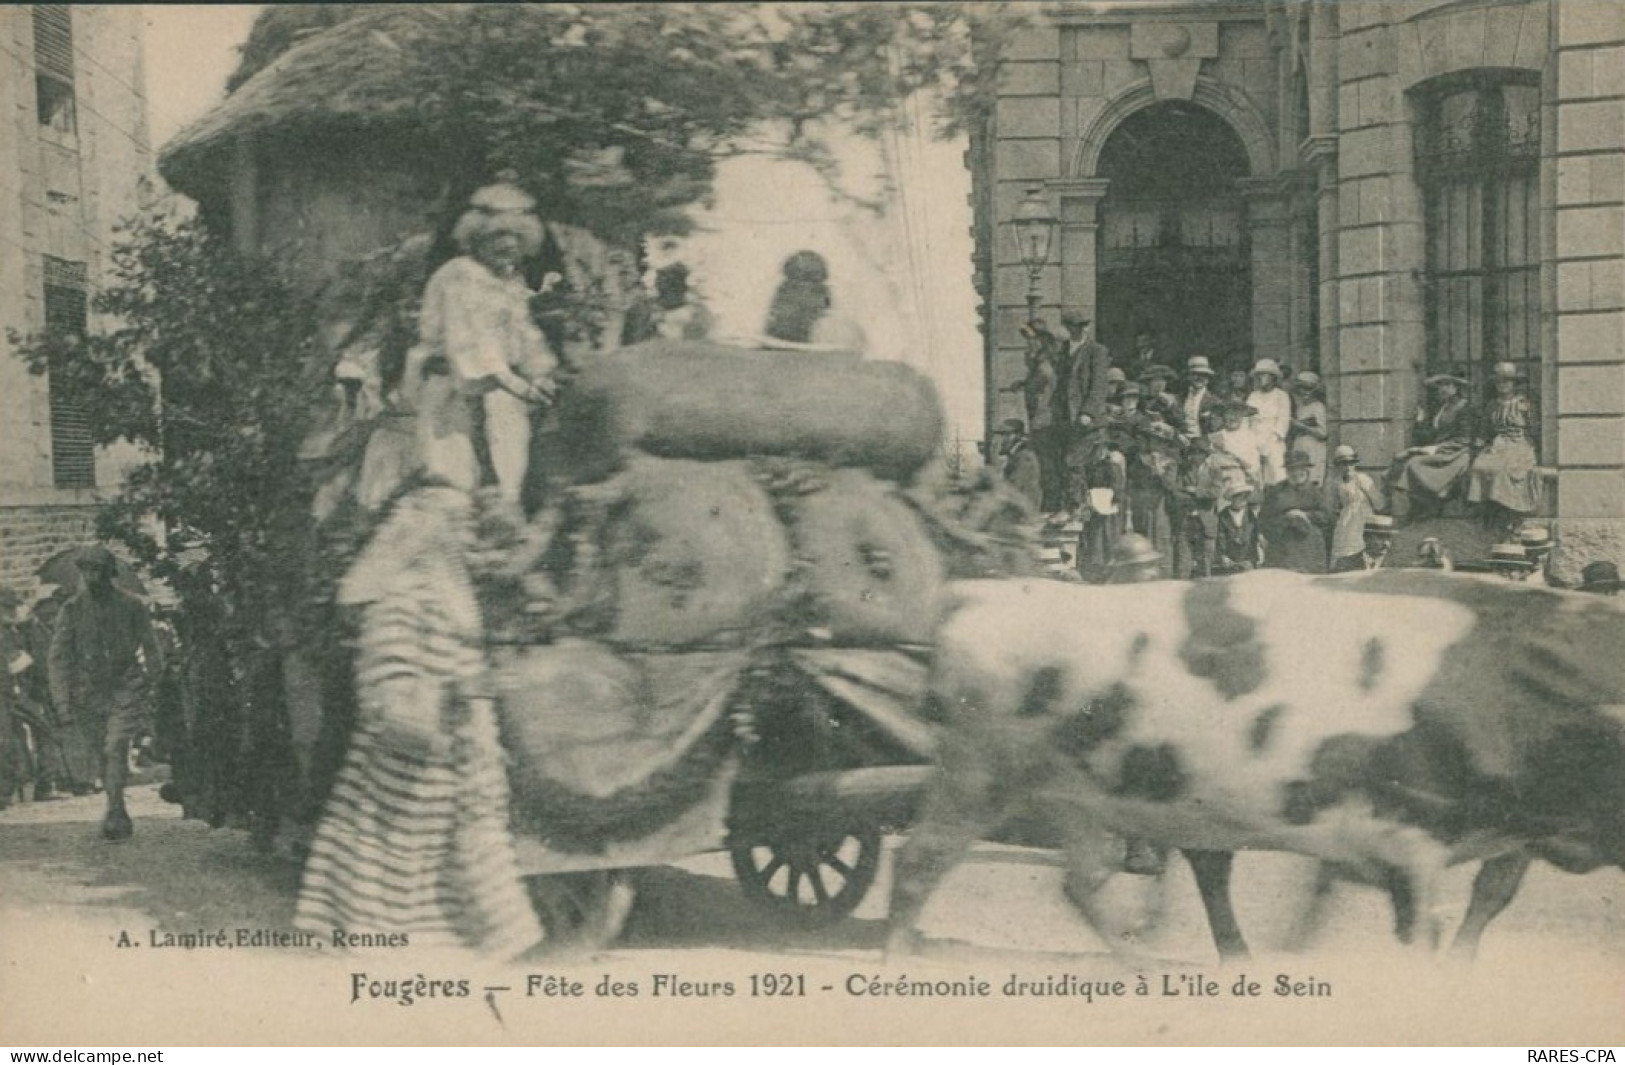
[1055,75,1285,375]
[1071,76,1276,181]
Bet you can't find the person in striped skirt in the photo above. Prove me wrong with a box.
[295,481,544,957]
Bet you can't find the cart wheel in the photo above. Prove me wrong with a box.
[730,823,882,928]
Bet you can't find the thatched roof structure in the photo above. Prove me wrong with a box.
[159,5,453,199]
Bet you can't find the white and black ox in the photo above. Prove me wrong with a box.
[885,569,1625,959]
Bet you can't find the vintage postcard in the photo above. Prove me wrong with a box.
[1,1,1623,1048]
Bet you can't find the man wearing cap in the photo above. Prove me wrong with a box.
[1165,436,1224,579]
[1179,356,1222,438]
[992,418,1042,510]
[1259,450,1331,573]
[48,549,164,840]
[1578,560,1621,595]
[1061,311,1113,429]
[1331,514,1397,573]
[1326,443,1386,568]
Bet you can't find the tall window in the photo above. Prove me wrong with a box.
[44,256,95,489]
[32,6,77,137]
[1415,73,1541,394]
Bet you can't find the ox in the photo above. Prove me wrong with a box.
[885,569,1625,960]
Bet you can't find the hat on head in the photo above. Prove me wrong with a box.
[1488,543,1535,568]
[1060,310,1092,327]
[1119,380,1143,397]
[1425,372,1469,389]
[1110,533,1162,568]
[1332,443,1359,464]
[1106,367,1127,385]
[1185,356,1215,377]
[1293,370,1322,390]
[1144,420,1178,442]
[1363,514,1397,538]
[1284,450,1314,469]
[1492,361,1523,380]
[1141,364,1176,383]
[1579,560,1623,592]
[1518,526,1553,553]
[1225,483,1254,503]
[998,418,1026,435]
[1251,358,1283,379]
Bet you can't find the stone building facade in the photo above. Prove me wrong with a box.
[973,0,1625,577]
[0,5,152,591]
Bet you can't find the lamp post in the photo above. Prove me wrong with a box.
[1011,185,1056,322]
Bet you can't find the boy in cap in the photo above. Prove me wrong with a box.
[1212,484,1261,575]
[1331,514,1397,573]
[1326,443,1386,568]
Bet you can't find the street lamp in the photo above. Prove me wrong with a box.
[1011,185,1056,321]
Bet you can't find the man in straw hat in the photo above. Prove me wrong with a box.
[47,548,164,840]
[1178,355,1222,438]
[1259,450,1331,573]
[1578,560,1621,595]
[1415,536,1453,572]
[1483,542,1537,581]
[1388,371,1476,522]
[1102,533,1164,585]
[1326,442,1386,568]
[1245,358,1293,487]
[1330,513,1397,573]
[1468,360,1542,530]
[1518,525,1556,588]
[416,182,558,510]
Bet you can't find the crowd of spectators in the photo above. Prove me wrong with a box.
[997,315,1587,587]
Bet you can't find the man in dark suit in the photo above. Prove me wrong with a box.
[1329,514,1397,573]
[1061,311,1113,428]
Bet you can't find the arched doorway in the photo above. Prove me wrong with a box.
[1096,102,1252,374]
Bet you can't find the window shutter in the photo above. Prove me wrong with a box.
[31,6,75,83]
[43,255,95,489]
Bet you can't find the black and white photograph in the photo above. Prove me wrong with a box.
[1,1,1623,1048]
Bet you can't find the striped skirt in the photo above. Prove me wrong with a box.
[294,696,543,957]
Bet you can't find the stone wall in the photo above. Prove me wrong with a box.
[0,503,98,592]
[1551,0,1625,577]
